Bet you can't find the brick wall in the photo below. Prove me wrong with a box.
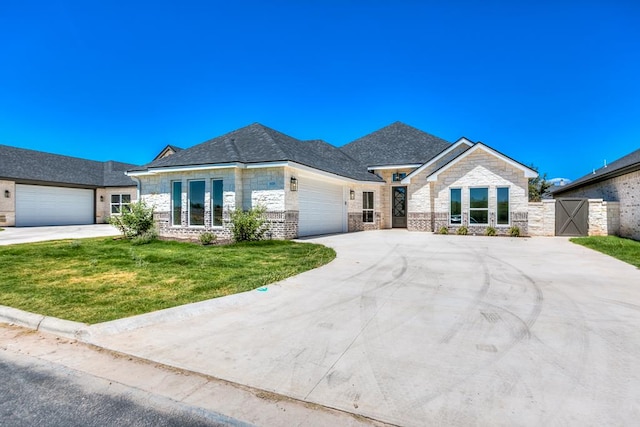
[0,180,15,226]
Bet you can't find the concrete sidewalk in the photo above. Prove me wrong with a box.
[2,230,640,426]
[0,224,119,245]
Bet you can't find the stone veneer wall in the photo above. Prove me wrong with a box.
[527,199,621,237]
[553,170,639,240]
[528,200,556,236]
[96,186,138,224]
[0,180,16,226]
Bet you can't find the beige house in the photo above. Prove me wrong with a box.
[0,144,137,227]
[129,122,537,239]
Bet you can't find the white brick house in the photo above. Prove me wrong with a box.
[128,122,537,239]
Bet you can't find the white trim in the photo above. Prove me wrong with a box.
[426,143,538,182]
[288,161,385,186]
[401,137,474,184]
[367,164,422,171]
[127,162,244,176]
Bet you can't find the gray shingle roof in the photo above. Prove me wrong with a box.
[0,144,137,187]
[134,123,382,182]
[553,147,640,195]
[340,121,452,167]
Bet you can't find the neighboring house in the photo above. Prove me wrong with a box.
[552,148,640,240]
[128,122,537,239]
[0,145,138,227]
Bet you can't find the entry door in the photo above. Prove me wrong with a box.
[392,186,407,228]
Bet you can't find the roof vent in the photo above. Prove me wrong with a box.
[604,159,607,168]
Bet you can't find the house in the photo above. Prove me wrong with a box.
[0,145,138,227]
[128,122,537,239]
[552,148,640,240]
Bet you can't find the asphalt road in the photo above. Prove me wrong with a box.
[0,351,241,427]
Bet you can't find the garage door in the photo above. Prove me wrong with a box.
[16,184,94,226]
[298,177,345,237]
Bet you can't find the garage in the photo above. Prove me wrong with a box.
[16,184,94,227]
[298,177,345,237]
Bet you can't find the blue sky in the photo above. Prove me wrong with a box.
[1,1,639,180]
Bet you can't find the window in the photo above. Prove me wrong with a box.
[497,187,510,225]
[363,192,374,223]
[110,194,131,214]
[392,172,406,182]
[188,180,205,226]
[171,181,182,226]
[469,187,488,224]
[211,179,223,227]
[450,188,461,224]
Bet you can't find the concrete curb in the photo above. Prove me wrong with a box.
[0,305,89,340]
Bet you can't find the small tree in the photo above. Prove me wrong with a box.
[230,207,270,242]
[528,164,551,202]
[109,200,155,239]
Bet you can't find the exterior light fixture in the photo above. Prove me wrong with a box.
[4,190,10,198]
[290,176,298,191]
[350,189,355,200]
[100,195,104,202]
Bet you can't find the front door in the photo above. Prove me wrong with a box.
[392,186,407,228]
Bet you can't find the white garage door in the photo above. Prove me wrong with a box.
[16,184,94,226]
[298,177,345,237]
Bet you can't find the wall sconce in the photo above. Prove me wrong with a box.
[100,195,104,202]
[350,189,355,200]
[290,176,298,192]
[4,190,10,198]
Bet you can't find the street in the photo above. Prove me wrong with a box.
[0,350,238,427]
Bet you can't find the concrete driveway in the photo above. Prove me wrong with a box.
[0,224,119,245]
[85,231,640,426]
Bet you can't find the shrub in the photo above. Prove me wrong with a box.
[131,229,158,246]
[509,226,521,237]
[199,232,217,245]
[438,226,449,235]
[109,201,155,239]
[485,226,496,236]
[230,207,270,242]
[456,226,468,235]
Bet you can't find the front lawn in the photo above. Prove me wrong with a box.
[0,238,336,324]
[571,236,640,268]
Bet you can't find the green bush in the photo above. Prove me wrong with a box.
[109,200,155,239]
[230,207,270,242]
[438,226,449,235]
[508,226,521,237]
[199,232,217,245]
[131,229,158,246]
[456,226,468,235]
[485,226,497,236]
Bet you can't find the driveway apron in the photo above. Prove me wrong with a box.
[86,231,640,426]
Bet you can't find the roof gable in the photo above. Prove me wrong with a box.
[425,142,538,182]
[401,137,474,183]
[340,121,452,167]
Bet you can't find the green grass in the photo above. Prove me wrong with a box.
[571,236,640,268]
[0,238,336,324]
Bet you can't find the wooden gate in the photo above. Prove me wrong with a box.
[555,198,588,236]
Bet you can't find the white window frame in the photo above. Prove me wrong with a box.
[188,179,206,227]
[450,188,462,225]
[171,181,182,226]
[110,194,131,215]
[211,179,224,228]
[363,191,374,223]
[469,187,489,225]
[496,186,510,226]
